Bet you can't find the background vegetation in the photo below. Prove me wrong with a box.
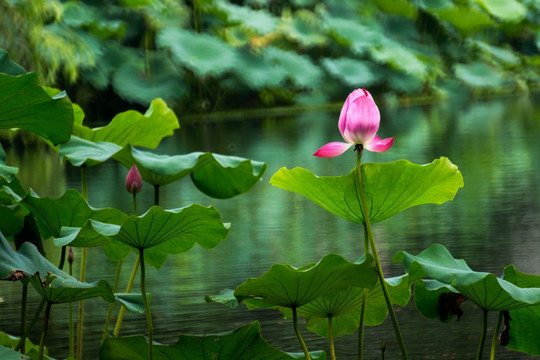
[1,0,540,118]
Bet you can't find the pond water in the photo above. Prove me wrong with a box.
[2,94,540,359]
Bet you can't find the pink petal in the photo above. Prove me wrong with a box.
[342,94,380,144]
[338,89,368,136]
[313,142,353,157]
[364,136,394,153]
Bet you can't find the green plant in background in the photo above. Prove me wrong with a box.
[2,0,540,115]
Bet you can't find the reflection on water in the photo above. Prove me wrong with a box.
[1,95,540,359]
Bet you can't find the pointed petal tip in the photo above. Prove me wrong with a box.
[364,136,394,153]
[313,142,352,158]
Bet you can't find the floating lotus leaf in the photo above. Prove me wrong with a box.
[234,253,377,308]
[59,136,123,167]
[0,73,73,144]
[394,244,540,311]
[0,49,26,75]
[99,321,325,360]
[73,98,179,149]
[0,233,114,304]
[115,146,267,198]
[22,189,127,239]
[205,289,238,309]
[271,157,463,224]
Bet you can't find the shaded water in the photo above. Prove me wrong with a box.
[2,94,540,359]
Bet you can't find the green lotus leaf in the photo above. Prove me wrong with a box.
[299,275,410,338]
[0,144,18,185]
[115,293,150,313]
[0,73,73,144]
[324,17,383,56]
[394,244,540,311]
[0,204,25,237]
[233,49,288,89]
[0,345,33,360]
[73,98,179,149]
[22,189,127,239]
[115,146,267,198]
[0,49,26,75]
[59,136,123,167]
[371,0,417,18]
[413,279,463,322]
[321,57,380,87]
[0,331,40,355]
[99,321,325,360]
[279,10,328,47]
[157,28,238,77]
[264,47,323,88]
[205,289,238,309]
[234,253,377,308]
[0,232,114,304]
[434,4,495,34]
[271,157,463,224]
[454,62,506,89]
[475,0,526,23]
[213,1,278,34]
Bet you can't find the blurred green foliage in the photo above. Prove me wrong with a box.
[1,0,539,115]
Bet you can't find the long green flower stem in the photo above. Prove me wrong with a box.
[292,307,311,360]
[476,309,489,360]
[154,185,160,206]
[329,316,336,360]
[39,302,52,360]
[113,255,140,336]
[490,312,503,360]
[15,299,45,351]
[76,165,89,360]
[69,259,74,358]
[102,259,123,343]
[358,226,369,360]
[356,146,408,360]
[139,248,153,360]
[20,284,28,353]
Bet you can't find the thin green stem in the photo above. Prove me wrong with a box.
[69,260,74,358]
[490,312,503,360]
[329,316,336,360]
[476,309,489,360]
[20,284,28,354]
[358,289,368,360]
[39,302,52,360]
[15,298,45,351]
[114,255,140,336]
[58,246,66,270]
[153,185,160,206]
[355,146,408,360]
[139,248,153,360]
[292,307,311,360]
[102,259,123,343]
[133,193,138,215]
[77,165,88,360]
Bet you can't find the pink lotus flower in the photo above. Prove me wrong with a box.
[314,89,394,157]
[125,165,143,194]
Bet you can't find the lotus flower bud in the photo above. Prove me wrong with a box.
[125,165,143,194]
[67,247,74,265]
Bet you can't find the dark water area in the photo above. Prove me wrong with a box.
[1,94,540,359]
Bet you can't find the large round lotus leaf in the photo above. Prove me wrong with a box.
[475,0,526,23]
[454,62,506,89]
[22,188,127,239]
[321,57,380,87]
[233,50,288,89]
[371,0,417,18]
[0,49,26,75]
[213,1,278,34]
[99,321,325,360]
[0,144,18,184]
[279,10,328,47]
[435,5,495,34]
[0,73,73,144]
[59,136,123,167]
[157,28,238,77]
[264,47,323,88]
[73,98,179,149]
[394,244,540,312]
[271,157,463,224]
[324,17,383,56]
[0,233,114,304]
[234,253,377,308]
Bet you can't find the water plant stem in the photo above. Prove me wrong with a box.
[102,259,123,343]
[58,246,66,270]
[139,248,153,360]
[355,146,408,360]
[77,164,88,360]
[113,255,140,336]
[69,259,74,358]
[358,289,368,360]
[292,307,311,360]
[154,185,160,206]
[133,193,138,215]
[39,302,52,360]
[490,312,503,360]
[16,299,45,351]
[20,284,28,353]
[476,309,488,360]
[329,316,336,360]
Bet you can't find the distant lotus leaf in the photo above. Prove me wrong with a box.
[0,73,73,144]
[233,50,288,89]
[474,41,521,67]
[234,253,377,308]
[99,321,325,360]
[22,189,127,239]
[214,1,278,34]
[321,57,380,87]
[157,28,238,77]
[55,205,230,268]
[279,10,328,47]
[454,62,506,89]
[114,146,267,198]
[0,233,114,304]
[112,58,185,107]
[475,0,526,23]
[0,144,18,185]
[59,136,123,167]
[0,49,26,75]
[205,289,238,309]
[324,17,382,55]
[369,39,428,79]
[73,98,179,149]
[264,47,323,88]
[394,244,540,311]
[271,157,463,224]
[434,5,495,34]
[371,0,418,18]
